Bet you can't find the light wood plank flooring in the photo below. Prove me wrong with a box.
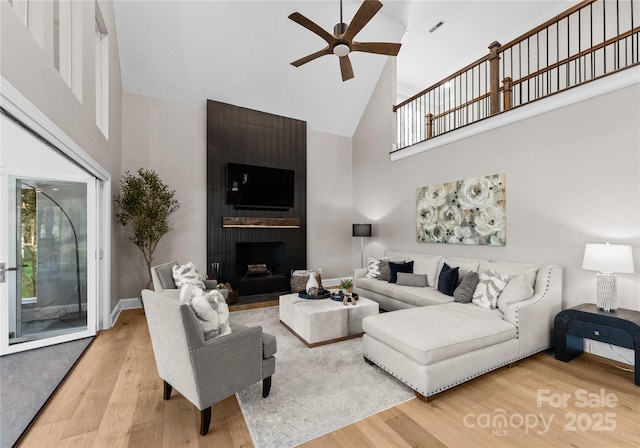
[19,306,639,448]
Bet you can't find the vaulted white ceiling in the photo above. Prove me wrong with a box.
[113,1,574,137]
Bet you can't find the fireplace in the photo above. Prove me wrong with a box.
[234,242,288,296]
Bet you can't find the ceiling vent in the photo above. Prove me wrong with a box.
[429,20,445,33]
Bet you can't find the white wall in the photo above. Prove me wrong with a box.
[1,0,123,312]
[353,61,640,312]
[120,93,355,298]
[307,130,353,279]
[120,93,208,298]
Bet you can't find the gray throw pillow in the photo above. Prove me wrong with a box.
[453,271,479,303]
[396,273,428,287]
[378,259,391,281]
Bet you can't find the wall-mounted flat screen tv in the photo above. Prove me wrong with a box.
[226,163,295,210]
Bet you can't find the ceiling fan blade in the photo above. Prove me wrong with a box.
[288,12,337,46]
[342,0,383,41]
[352,41,402,56]
[291,46,333,67]
[339,55,354,81]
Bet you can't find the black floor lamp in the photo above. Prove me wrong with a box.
[352,223,372,268]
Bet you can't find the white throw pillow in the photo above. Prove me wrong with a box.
[172,262,205,289]
[365,257,387,278]
[472,269,509,310]
[180,285,231,340]
[497,274,534,313]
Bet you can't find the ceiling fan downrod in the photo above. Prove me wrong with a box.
[333,0,347,36]
[333,0,349,56]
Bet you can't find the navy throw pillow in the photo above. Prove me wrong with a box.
[438,263,460,296]
[388,261,414,283]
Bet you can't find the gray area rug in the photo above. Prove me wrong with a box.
[0,337,93,448]
[233,306,413,448]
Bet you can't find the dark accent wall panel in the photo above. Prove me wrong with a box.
[207,100,307,295]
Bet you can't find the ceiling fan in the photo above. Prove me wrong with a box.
[288,0,402,82]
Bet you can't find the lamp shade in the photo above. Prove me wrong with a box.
[582,243,635,273]
[352,223,372,238]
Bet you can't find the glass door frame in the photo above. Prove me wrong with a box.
[0,170,98,355]
[1,80,111,356]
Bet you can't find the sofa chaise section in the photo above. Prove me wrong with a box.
[361,262,563,398]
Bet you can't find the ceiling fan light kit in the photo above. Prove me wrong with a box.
[333,44,350,57]
[289,0,402,82]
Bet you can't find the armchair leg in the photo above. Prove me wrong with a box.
[200,407,212,435]
[262,376,272,398]
[163,381,173,400]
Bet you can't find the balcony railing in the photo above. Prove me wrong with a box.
[393,0,640,152]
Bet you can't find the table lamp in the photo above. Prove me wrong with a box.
[353,223,372,268]
[582,242,634,311]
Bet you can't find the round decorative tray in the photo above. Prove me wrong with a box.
[298,289,331,300]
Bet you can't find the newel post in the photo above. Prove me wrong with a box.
[425,113,434,140]
[503,77,513,110]
[488,41,502,115]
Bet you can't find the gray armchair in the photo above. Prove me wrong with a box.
[151,261,228,301]
[141,289,276,435]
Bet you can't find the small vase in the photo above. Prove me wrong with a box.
[306,271,319,296]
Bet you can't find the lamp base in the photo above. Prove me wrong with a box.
[596,272,617,312]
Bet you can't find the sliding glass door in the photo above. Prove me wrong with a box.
[1,114,97,354]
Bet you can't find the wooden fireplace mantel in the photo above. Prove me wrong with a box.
[222,217,301,228]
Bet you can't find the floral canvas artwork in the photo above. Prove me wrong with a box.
[416,173,506,245]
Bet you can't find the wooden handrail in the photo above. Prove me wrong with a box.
[507,27,640,87]
[431,93,491,121]
[394,54,491,111]
[499,0,597,53]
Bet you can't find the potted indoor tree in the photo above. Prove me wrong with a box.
[114,168,180,289]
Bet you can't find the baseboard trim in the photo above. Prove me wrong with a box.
[110,297,143,326]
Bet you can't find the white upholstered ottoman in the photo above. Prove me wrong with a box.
[279,293,379,347]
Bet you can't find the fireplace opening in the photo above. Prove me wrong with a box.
[244,264,271,278]
[234,242,288,296]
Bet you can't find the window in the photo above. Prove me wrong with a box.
[54,0,82,100]
[9,0,44,47]
[9,0,28,27]
[95,3,109,138]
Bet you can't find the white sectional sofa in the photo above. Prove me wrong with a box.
[355,250,562,399]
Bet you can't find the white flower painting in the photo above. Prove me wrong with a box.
[417,173,506,245]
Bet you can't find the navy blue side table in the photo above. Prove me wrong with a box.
[554,303,640,386]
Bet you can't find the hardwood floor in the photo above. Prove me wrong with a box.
[19,306,639,448]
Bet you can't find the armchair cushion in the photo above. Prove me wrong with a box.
[153,261,180,291]
[262,332,278,359]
